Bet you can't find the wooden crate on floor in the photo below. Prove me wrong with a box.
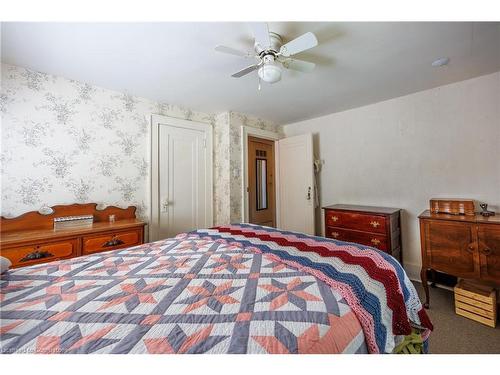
[454,280,497,328]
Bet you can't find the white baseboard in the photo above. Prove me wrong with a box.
[403,261,421,282]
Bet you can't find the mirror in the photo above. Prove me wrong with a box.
[256,159,268,210]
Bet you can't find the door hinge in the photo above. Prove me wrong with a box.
[203,138,207,148]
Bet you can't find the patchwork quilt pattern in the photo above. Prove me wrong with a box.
[1,232,367,354]
[195,225,432,353]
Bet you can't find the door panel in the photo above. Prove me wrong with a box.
[424,220,479,278]
[277,133,315,235]
[158,125,208,239]
[248,136,275,227]
[478,224,500,282]
[151,115,212,241]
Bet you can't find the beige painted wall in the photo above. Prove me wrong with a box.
[283,72,500,280]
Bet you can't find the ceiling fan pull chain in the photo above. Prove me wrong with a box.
[258,76,261,91]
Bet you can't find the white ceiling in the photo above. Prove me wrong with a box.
[2,22,499,124]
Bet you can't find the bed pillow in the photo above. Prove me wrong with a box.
[0,256,12,274]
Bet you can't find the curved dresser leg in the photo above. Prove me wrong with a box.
[420,268,430,309]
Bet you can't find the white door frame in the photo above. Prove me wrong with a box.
[241,126,282,225]
[150,114,213,241]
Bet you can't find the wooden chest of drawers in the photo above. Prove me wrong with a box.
[323,204,402,262]
[0,203,146,269]
[419,210,500,308]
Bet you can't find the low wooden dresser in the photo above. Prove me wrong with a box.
[0,203,146,269]
[323,204,402,262]
[419,210,500,308]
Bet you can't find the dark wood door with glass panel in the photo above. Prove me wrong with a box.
[248,136,275,227]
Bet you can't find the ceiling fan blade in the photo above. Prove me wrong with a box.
[215,45,252,58]
[281,58,316,73]
[279,32,318,57]
[231,64,260,78]
[249,22,271,50]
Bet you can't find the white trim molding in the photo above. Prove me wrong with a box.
[150,114,213,241]
[240,126,283,224]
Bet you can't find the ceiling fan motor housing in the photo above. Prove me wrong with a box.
[255,32,283,55]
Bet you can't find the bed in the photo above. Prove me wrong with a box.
[0,224,432,354]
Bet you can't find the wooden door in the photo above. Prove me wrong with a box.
[478,224,500,282]
[423,220,479,279]
[248,136,275,227]
[276,133,315,235]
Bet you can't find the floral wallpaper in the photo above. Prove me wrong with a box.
[0,63,281,227]
[212,112,231,225]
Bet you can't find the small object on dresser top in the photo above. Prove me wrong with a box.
[429,198,475,216]
[480,203,495,217]
[53,215,94,229]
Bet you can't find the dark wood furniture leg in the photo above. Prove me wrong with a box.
[430,269,437,288]
[420,267,430,309]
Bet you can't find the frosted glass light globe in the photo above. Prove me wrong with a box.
[258,62,282,83]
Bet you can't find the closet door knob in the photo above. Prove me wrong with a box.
[162,199,170,213]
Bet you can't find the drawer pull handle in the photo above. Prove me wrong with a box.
[331,232,339,238]
[481,247,492,256]
[331,216,339,222]
[370,221,380,228]
[371,238,381,246]
[20,250,54,262]
[102,237,125,247]
[466,243,475,253]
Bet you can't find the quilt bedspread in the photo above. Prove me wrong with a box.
[0,227,368,354]
[195,225,432,354]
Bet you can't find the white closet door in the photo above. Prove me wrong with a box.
[151,115,212,240]
[276,133,315,235]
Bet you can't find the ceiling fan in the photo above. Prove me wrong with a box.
[215,23,319,86]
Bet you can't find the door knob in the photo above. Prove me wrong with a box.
[162,200,170,213]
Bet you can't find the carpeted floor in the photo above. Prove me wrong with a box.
[412,281,500,354]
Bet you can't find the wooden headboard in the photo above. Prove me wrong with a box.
[0,203,137,233]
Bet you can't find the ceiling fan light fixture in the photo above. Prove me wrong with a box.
[258,61,282,83]
[215,23,319,85]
